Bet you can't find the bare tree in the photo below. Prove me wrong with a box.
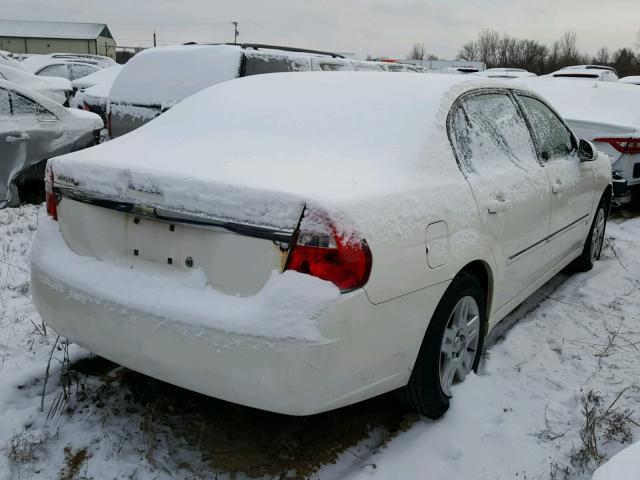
[594,46,610,65]
[636,29,640,51]
[457,41,478,61]
[426,53,439,61]
[407,42,426,61]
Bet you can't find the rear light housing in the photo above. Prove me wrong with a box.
[45,166,58,221]
[593,137,640,154]
[285,211,372,292]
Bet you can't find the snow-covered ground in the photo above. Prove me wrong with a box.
[0,205,639,479]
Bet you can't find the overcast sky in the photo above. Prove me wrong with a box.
[3,0,639,59]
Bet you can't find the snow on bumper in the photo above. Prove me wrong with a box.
[30,214,431,415]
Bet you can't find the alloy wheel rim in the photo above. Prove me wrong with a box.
[439,296,481,397]
[591,208,605,262]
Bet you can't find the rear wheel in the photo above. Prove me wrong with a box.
[570,197,608,273]
[397,272,486,418]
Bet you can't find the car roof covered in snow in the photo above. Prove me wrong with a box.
[517,77,640,130]
[71,64,123,89]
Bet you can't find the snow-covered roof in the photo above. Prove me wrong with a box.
[71,64,122,89]
[517,77,640,130]
[0,19,112,40]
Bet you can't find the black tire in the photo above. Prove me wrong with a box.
[569,196,609,273]
[396,272,487,419]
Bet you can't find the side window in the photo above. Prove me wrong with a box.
[10,92,37,116]
[37,64,69,78]
[449,92,537,175]
[243,52,311,76]
[387,65,405,72]
[0,89,10,116]
[69,64,99,80]
[318,62,351,71]
[517,95,574,161]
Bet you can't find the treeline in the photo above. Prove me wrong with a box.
[457,29,640,76]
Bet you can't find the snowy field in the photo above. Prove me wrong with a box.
[0,205,639,479]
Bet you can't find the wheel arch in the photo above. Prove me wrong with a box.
[457,260,493,326]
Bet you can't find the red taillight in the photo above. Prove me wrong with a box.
[107,111,112,138]
[593,137,640,154]
[285,213,372,292]
[45,167,58,221]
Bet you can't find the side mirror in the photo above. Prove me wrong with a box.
[578,139,598,162]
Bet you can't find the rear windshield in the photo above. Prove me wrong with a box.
[109,45,242,107]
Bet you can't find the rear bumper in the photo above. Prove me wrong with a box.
[31,215,448,415]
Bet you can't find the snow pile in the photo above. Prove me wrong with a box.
[52,73,494,239]
[32,215,339,341]
[108,45,242,107]
[592,442,640,480]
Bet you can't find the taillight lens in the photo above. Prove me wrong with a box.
[285,212,372,292]
[593,137,640,154]
[45,166,58,221]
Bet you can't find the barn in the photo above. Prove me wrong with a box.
[0,19,116,59]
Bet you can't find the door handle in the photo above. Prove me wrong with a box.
[6,133,29,143]
[488,198,510,214]
[552,180,565,194]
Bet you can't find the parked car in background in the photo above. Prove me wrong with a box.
[439,66,481,75]
[375,62,423,72]
[0,51,30,71]
[0,64,72,104]
[71,64,123,91]
[33,73,611,419]
[0,79,102,208]
[21,55,104,81]
[521,77,639,205]
[619,76,640,86]
[549,65,619,82]
[473,68,536,79]
[108,43,368,138]
[350,60,384,71]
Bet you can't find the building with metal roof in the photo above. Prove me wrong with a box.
[0,19,116,59]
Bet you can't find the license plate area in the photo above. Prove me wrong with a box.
[125,214,196,269]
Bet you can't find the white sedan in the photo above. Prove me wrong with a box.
[31,73,611,417]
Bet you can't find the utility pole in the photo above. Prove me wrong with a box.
[153,30,157,47]
[231,21,239,45]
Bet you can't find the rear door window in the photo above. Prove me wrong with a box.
[37,64,69,78]
[449,92,537,175]
[10,92,37,117]
[317,61,352,71]
[70,63,99,80]
[517,94,574,161]
[243,52,311,76]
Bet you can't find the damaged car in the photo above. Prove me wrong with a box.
[0,79,102,208]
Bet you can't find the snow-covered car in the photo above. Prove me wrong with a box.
[375,62,423,72]
[350,60,384,71]
[520,77,640,205]
[0,64,72,104]
[71,83,110,123]
[549,65,619,82]
[0,51,30,71]
[108,43,362,138]
[473,68,536,79]
[70,64,123,91]
[0,79,102,208]
[31,73,611,418]
[21,55,102,81]
[619,76,640,86]
[439,66,481,75]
